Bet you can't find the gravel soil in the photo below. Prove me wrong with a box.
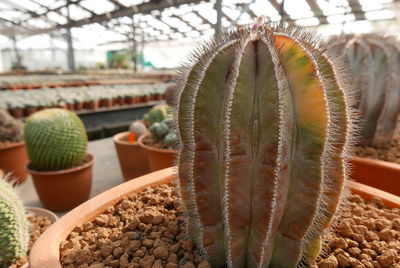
[355,140,400,164]
[9,213,53,268]
[60,182,400,268]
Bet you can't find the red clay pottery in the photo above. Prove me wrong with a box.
[0,141,29,183]
[138,134,177,171]
[113,132,150,181]
[27,154,94,211]
[28,168,400,268]
[350,156,400,197]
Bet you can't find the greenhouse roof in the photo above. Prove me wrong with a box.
[0,0,398,43]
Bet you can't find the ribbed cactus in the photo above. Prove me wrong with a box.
[327,34,400,147]
[24,108,88,170]
[174,23,354,268]
[0,174,29,265]
[0,109,24,143]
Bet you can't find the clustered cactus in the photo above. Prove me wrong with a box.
[149,118,179,149]
[24,108,88,170]
[327,34,400,147]
[0,174,29,266]
[143,104,173,126]
[0,109,23,143]
[174,23,354,267]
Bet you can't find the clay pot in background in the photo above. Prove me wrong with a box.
[74,102,83,111]
[138,135,177,172]
[350,156,400,197]
[99,99,112,108]
[117,97,125,106]
[8,108,24,119]
[27,154,94,211]
[0,141,29,184]
[113,132,150,181]
[24,107,37,117]
[125,96,134,105]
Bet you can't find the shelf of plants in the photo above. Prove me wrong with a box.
[0,83,172,118]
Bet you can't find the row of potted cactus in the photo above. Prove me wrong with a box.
[0,83,171,118]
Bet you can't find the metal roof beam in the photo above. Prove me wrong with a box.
[305,0,327,24]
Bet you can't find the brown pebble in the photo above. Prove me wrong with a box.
[319,255,338,268]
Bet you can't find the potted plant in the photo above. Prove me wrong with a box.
[28,23,400,268]
[25,108,94,211]
[0,109,29,184]
[7,101,24,119]
[0,174,58,268]
[138,105,178,171]
[23,99,38,117]
[328,34,400,196]
[113,120,150,181]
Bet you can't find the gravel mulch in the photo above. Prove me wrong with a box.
[355,140,400,164]
[314,194,400,268]
[9,213,53,268]
[60,182,400,268]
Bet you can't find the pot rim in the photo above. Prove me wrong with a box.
[29,168,175,268]
[352,156,400,169]
[113,131,139,146]
[0,140,25,150]
[26,206,59,223]
[138,134,178,154]
[26,153,94,176]
[28,166,400,268]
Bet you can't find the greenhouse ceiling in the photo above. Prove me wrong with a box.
[0,0,399,43]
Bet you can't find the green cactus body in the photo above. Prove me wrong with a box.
[0,175,29,265]
[143,104,172,126]
[175,24,352,268]
[0,109,24,143]
[328,34,400,147]
[24,108,88,170]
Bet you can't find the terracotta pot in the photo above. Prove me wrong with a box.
[0,141,29,184]
[74,102,83,111]
[113,132,150,181]
[65,103,74,111]
[28,168,400,268]
[24,107,37,117]
[29,168,174,268]
[27,206,59,223]
[137,135,177,171]
[117,97,125,105]
[125,96,134,105]
[99,99,112,107]
[350,156,400,197]
[27,154,94,211]
[8,108,24,118]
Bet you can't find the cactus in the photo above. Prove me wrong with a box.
[143,104,173,126]
[0,174,29,265]
[327,34,400,147]
[129,120,147,139]
[148,118,178,149]
[174,23,354,268]
[24,108,88,170]
[0,109,24,143]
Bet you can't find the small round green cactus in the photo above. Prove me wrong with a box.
[148,118,178,149]
[24,108,88,170]
[0,174,29,265]
[143,104,172,126]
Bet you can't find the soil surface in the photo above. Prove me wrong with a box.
[314,194,400,268]
[355,140,400,164]
[60,182,400,268]
[60,182,210,268]
[9,213,53,268]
